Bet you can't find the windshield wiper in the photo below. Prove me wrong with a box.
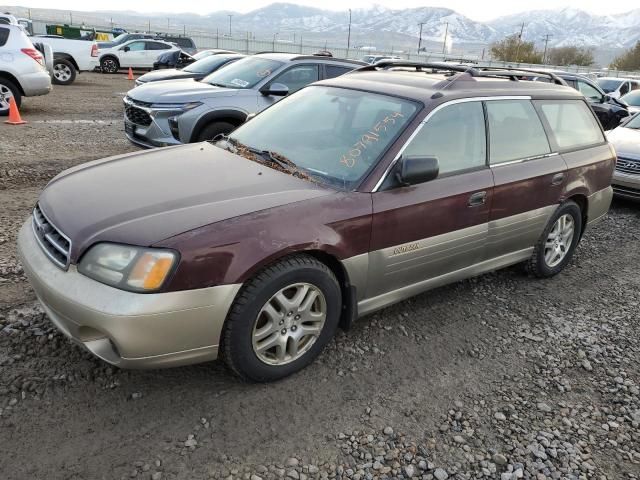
[208,82,229,88]
[245,147,311,180]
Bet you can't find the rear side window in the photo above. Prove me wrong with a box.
[576,80,602,101]
[0,27,8,47]
[535,100,604,150]
[486,100,550,164]
[403,101,486,175]
[146,42,171,51]
[325,65,353,79]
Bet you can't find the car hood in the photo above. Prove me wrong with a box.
[607,126,640,159]
[138,69,200,83]
[38,143,331,262]
[128,79,239,103]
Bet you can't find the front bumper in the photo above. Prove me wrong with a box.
[18,220,241,368]
[124,115,183,149]
[612,171,640,200]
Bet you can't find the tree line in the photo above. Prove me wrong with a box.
[489,34,640,71]
[489,35,594,66]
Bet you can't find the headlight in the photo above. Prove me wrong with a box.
[149,101,202,111]
[78,243,177,292]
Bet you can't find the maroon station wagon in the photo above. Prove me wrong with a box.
[18,63,615,381]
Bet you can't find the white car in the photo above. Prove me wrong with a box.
[0,24,51,115]
[597,77,640,99]
[33,35,99,85]
[98,39,179,73]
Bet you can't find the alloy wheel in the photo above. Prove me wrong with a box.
[252,282,327,366]
[544,214,575,268]
[102,59,117,73]
[54,63,72,82]
[0,83,14,112]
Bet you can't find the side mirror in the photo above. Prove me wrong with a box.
[604,94,612,102]
[123,46,130,52]
[396,155,439,186]
[260,83,289,97]
[245,112,257,122]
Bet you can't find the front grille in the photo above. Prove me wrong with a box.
[615,157,640,176]
[124,103,152,126]
[32,204,71,270]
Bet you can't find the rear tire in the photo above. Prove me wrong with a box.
[196,121,236,142]
[221,255,342,382]
[100,56,120,74]
[0,79,21,117]
[526,201,582,278]
[52,58,76,85]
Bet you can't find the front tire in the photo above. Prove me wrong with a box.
[0,79,21,116]
[526,200,582,278]
[221,255,342,382]
[52,58,76,85]
[196,121,236,142]
[100,56,120,74]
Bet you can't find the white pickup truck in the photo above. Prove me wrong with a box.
[32,35,99,85]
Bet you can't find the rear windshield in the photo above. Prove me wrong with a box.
[203,57,284,89]
[535,100,605,150]
[597,79,623,93]
[183,55,237,74]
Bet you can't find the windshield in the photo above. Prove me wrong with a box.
[111,33,129,45]
[202,57,283,88]
[597,79,623,93]
[225,86,419,189]
[183,55,236,74]
[622,90,640,106]
[624,113,640,129]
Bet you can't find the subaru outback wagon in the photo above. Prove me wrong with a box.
[19,62,614,381]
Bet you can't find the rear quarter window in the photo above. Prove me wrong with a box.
[0,27,9,47]
[535,100,605,151]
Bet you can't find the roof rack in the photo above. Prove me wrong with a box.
[356,61,568,86]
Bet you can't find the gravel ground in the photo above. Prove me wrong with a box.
[1,73,639,480]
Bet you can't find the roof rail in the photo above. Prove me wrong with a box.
[355,61,568,86]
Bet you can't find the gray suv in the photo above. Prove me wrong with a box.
[122,53,365,148]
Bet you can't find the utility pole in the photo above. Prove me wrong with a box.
[417,22,425,54]
[514,22,525,62]
[542,34,552,64]
[167,18,170,30]
[442,21,449,55]
[228,14,233,37]
[347,9,352,52]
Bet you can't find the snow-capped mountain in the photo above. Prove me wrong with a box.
[488,7,640,48]
[199,4,640,48]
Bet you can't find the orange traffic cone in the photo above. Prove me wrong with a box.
[4,97,26,125]
[127,67,134,80]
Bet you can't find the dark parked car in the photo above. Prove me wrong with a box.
[152,50,195,70]
[136,53,244,86]
[18,62,614,381]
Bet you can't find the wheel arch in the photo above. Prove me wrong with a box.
[0,71,25,95]
[53,52,79,71]
[235,249,358,332]
[565,193,589,239]
[189,109,248,143]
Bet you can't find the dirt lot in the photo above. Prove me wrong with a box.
[1,73,640,480]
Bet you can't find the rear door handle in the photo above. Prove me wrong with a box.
[468,191,487,207]
[551,172,565,186]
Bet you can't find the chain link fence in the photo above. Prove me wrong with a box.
[24,11,640,78]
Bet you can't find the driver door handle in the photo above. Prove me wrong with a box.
[468,191,487,207]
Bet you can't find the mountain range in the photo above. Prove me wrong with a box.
[3,3,639,52]
[200,3,638,48]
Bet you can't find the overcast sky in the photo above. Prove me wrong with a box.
[14,0,640,22]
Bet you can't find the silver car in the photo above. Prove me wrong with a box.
[607,112,640,200]
[122,53,365,148]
